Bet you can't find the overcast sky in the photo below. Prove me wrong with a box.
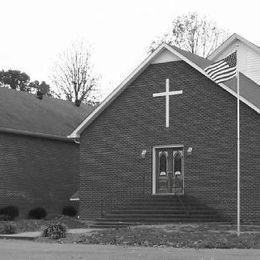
[0,0,259,99]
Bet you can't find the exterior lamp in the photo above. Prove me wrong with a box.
[187,147,192,156]
[141,150,147,158]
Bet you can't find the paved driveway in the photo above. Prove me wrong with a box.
[0,240,259,260]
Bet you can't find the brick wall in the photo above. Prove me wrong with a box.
[80,61,260,223]
[0,132,79,217]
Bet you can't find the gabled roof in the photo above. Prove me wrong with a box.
[172,45,260,112]
[0,87,94,139]
[69,43,260,139]
[208,33,260,60]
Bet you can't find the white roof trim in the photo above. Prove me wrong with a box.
[70,198,79,201]
[69,43,260,138]
[208,33,260,60]
[68,44,168,138]
[165,45,260,114]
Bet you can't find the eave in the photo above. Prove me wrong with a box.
[0,127,76,143]
[69,43,260,139]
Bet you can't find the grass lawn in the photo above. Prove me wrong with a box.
[73,223,260,249]
[2,218,260,249]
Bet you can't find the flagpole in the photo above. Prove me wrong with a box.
[236,45,240,237]
[204,49,241,236]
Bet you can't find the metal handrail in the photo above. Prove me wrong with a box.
[177,195,189,216]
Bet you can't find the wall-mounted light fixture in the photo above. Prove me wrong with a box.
[141,149,147,158]
[187,147,192,156]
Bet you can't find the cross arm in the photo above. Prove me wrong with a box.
[153,90,183,97]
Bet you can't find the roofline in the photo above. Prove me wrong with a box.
[208,33,260,60]
[69,43,260,138]
[68,44,168,138]
[0,127,76,143]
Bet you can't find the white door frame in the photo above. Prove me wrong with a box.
[152,144,184,195]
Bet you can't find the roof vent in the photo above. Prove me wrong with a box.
[75,99,81,107]
[36,90,43,100]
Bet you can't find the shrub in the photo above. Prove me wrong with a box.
[42,223,67,239]
[62,206,77,217]
[0,222,17,234]
[0,215,11,221]
[0,206,19,220]
[28,207,47,219]
[45,214,63,221]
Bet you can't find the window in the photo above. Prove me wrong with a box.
[159,152,168,175]
[174,152,182,175]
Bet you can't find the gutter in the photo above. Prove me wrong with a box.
[0,127,76,143]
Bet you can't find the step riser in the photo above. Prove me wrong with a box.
[102,215,220,219]
[129,201,199,204]
[112,205,211,211]
[110,209,218,213]
[103,211,218,218]
[94,220,225,226]
[97,217,223,221]
[116,204,210,207]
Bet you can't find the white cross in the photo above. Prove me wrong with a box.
[153,79,183,128]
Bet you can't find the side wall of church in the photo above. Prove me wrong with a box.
[216,40,260,85]
[0,133,79,217]
[80,61,260,223]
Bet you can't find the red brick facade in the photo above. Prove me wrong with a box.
[80,61,260,224]
[0,132,79,217]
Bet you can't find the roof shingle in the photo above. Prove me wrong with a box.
[170,45,260,111]
[0,87,94,137]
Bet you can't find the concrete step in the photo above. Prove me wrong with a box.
[96,216,225,223]
[104,212,219,218]
[110,209,218,214]
[116,206,212,211]
[91,195,228,228]
[90,221,231,229]
[89,221,140,229]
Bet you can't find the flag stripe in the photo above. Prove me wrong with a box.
[211,67,237,80]
[205,61,226,73]
[204,59,225,71]
[215,74,237,84]
[208,63,229,77]
[204,51,237,85]
[213,70,236,82]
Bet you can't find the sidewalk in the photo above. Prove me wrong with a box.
[0,228,96,240]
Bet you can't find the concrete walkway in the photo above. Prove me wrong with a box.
[0,240,259,260]
[0,228,95,240]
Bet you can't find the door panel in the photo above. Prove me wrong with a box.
[172,150,184,194]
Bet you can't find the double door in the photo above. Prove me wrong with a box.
[155,147,184,194]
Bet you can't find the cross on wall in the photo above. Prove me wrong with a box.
[153,79,183,128]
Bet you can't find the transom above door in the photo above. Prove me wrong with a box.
[153,146,184,195]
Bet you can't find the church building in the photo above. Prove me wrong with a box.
[0,88,93,217]
[70,34,260,224]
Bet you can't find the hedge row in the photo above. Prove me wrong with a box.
[0,206,78,220]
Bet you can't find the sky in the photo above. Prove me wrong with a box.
[0,0,260,99]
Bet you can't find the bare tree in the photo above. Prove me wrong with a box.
[52,42,99,106]
[149,12,230,57]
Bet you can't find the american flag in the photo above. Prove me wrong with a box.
[205,51,237,84]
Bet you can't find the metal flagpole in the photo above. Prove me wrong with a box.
[236,45,240,237]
